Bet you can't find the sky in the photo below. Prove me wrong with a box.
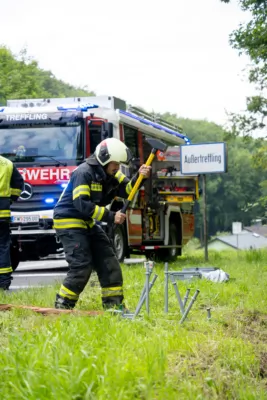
[0,0,253,127]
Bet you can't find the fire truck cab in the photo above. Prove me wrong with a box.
[0,96,198,267]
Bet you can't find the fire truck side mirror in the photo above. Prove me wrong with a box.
[101,122,113,140]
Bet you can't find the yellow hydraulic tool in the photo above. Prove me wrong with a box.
[121,138,167,214]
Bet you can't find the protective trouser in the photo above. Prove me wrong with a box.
[55,224,124,309]
[0,221,13,290]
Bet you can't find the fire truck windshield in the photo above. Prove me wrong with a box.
[0,123,83,162]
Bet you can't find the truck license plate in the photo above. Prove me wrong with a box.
[11,215,40,223]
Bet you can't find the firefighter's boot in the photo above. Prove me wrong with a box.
[103,300,131,315]
[55,294,77,310]
[0,274,12,291]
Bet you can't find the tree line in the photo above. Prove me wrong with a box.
[0,47,95,105]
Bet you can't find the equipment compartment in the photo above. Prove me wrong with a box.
[152,146,198,202]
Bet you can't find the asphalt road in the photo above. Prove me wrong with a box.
[10,258,68,290]
[9,256,144,291]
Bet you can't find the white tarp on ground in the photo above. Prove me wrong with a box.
[200,269,229,282]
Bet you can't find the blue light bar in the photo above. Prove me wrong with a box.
[57,103,99,112]
[119,110,191,144]
[0,108,4,112]
[45,198,55,204]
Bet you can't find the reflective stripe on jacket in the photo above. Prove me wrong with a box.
[0,156,24,220]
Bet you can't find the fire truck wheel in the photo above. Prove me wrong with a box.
[113,225,127,262]
[168,223,181,261]
[10,245,20,272]
[158,223,180,262]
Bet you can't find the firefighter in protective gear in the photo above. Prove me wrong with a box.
[53,138,151,310]
[0,156,24,290]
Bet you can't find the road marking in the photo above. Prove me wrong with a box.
[13,273,66,278]
[9,285,47,289]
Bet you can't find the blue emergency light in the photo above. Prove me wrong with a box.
[0,108,4,112]
[57,104,99,112]
[44,198,55,204]
[61,183,68,189]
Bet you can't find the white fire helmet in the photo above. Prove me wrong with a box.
[95,138,132,166]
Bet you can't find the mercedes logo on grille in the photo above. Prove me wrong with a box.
[20,182,33,200]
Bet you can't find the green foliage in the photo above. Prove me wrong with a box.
[221,0,267,136]
[1,254,267,399]
[0,46,95,105]
[244,247,266,263]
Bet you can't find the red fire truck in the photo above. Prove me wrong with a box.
[0,96,199,267]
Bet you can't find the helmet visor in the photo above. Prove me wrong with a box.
[125,148,133,164]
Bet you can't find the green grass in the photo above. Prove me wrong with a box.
[1,249,267,399]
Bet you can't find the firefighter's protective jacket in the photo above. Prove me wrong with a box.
[0,156,24,220]
[53,155,138,229]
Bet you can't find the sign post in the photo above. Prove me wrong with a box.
[202,174,208,261]
[232,222,242,250]
[180,142,227,261]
